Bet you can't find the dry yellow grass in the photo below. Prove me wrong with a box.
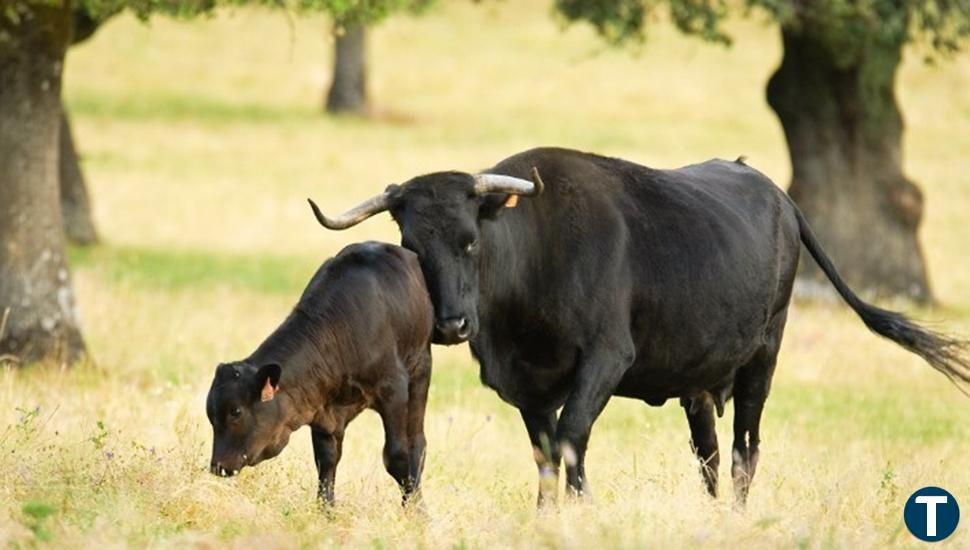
[1,1,968,547]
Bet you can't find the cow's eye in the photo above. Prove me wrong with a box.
[229,407,242,419]
[464,240,479,254]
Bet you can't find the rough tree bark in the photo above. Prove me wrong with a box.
[0,3,86,364]
[767,25,932,303]
[325,22,368,114]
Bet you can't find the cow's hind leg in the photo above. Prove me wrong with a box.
[682,395,719,497]
[731,367,767,505]
[377,362,417,505]
[731,310,786,505]
[405,348,432,502]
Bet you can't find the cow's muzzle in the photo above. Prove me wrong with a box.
[435,316,472,344]
[210,455,247,477]
[210,462,238,477]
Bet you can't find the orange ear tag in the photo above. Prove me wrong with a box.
[505,195,519,208]
[261,379,276,402]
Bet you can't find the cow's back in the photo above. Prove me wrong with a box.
[300,242,434,367]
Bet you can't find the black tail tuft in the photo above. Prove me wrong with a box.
[792,204,970,397]
[853,305,970,395]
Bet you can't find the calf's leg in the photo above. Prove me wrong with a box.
[405,349,432,497]
[377,370,418,504]
[311,427,344,505]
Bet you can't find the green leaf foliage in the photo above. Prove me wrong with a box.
[556,0,970,56]
[3,0,431,25]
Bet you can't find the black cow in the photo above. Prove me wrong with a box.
[206,242,434,505]
[308,147,969,505]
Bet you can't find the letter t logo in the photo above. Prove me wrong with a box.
[915,495,949,537]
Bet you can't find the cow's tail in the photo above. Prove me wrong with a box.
[793,204,970,397]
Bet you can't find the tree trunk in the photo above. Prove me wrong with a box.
[0,3,86,364]
[325,23,368,115]
[57,5,104,246]
[767,26,932,303]
[59,108,98,245]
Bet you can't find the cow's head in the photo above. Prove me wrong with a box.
[308,168,543,344]
[205,361,290,476]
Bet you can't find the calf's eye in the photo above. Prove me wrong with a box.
[464,240,478,253]
[230,407,242,419]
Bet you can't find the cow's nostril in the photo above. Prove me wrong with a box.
[436,316,472,342]
[210,461,235,477]
[457,317,471,337]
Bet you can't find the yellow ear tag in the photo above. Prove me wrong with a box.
[505,195,519,208]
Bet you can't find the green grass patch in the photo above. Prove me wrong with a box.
[21,500,57,542]
[67,91,315,124]
[69,245,319,296]
[769,383,967,444]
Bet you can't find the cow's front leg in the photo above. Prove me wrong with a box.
[682,395,719,497]
[311,427,344,506]
[520,408,560,508]
[555,343,633,498]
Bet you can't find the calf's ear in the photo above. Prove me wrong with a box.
[256,363,282,402]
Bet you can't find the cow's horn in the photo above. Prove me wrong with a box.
[473,166,545,197]
[307,191,391,230]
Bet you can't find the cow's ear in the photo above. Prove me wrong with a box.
[478,193,512,220]
[256,363,282,402]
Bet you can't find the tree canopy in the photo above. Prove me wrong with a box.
[14,0,433,24]
[556,0,970,56]
[555,0,970,302]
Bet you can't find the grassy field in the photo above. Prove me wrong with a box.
[2,1,969,547]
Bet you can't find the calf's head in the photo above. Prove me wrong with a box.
[206,362,288,477]
[308,168,543,345]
